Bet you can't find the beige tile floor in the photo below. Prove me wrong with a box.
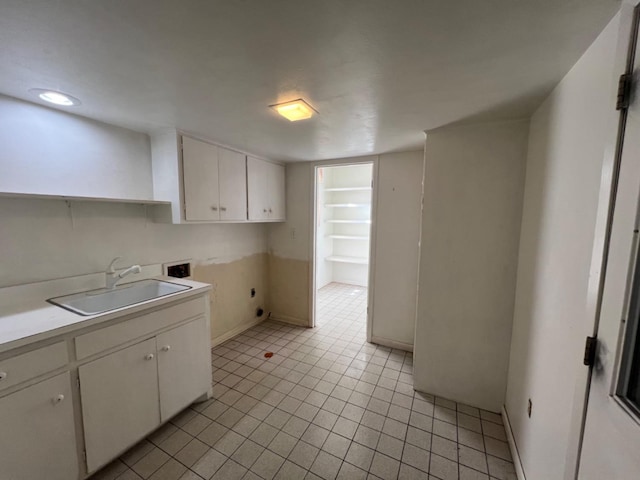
[91,282,517,480]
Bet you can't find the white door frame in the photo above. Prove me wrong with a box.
[308,155,379,342]
[567,3,638,478]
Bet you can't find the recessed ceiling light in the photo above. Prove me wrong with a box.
[270,98,316,121]
[29,89,81,106]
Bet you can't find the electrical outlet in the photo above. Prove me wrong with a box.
[290,228,296,240]
[527,398,532,418]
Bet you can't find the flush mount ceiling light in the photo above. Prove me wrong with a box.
[270,98,316,121]
[29,88,81,106]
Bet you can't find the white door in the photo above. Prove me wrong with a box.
[182,136,220,221]
[157,317,210,421]
[218,147,247,221]
[80,338,160,473]
[579,10,640,477]
[0,372,78,480]
[247,156,268,220]
[268,162,286,220]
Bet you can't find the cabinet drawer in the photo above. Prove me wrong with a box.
[76,296,206,360]
[0,341,68,392]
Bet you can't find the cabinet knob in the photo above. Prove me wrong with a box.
[161,345,171,352]
[220,207,227,212]
[268,208,272,213]
[144,353,155,361]
[211,206,218,211]
[263,209,267,213]
[0,372,6,381]
[53,394,65,405]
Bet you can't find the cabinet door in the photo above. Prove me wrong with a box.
[218,148,248,221]
[157,317,210,421]
[80,338,160,474]
[247,156,268,220]
[0,372,78,480]
[267,162,286,220]
[182,136,220,221]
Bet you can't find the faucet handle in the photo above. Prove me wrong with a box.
[106,256,122,274]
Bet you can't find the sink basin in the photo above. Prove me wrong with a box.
[47,279,191,316]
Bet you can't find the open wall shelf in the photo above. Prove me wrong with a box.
[326,219,371,224]
[327,235,369,240]
[324,203,370,208]
[324,187,371,192]
[326,255,369,265]
[0,191,170,206]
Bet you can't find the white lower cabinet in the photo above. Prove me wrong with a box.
[0,372,78,480]
[80,316,209,474]
[157,318,209,421]
[80,338,160,473]
[0,291,211,479]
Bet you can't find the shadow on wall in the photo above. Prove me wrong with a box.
[267,254,310,326]
[192,253,269,344]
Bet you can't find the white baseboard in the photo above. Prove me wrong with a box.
[502,405,527,480]
[269,313,310,327]
[211,316,266,348]
[370,335,414,352]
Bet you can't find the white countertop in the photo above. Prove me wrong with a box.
[0,270,211,354]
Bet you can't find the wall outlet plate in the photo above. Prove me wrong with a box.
[163,260,193,279]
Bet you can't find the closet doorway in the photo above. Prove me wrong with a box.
[312,163,374,335]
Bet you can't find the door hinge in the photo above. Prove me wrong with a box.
[76,376,81,389]
[583,336,598,366]
[617,73,633,111]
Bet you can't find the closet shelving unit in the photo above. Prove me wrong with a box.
[322,166,373,280]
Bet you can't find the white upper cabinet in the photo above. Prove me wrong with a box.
[152,131,284,223]
[218,147,248,221]
[247,156,285,221]
[182,136,220,221]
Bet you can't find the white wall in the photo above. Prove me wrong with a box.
[268,163,312,263]
[315,167,333,289]
[269,153,423,338]
[414,120,528,412]
[0,96,270,346]
[505,12,622,480]
[0,95,153,200]
[0,198,267,287]
[370,151,424,349]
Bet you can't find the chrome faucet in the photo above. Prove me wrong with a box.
[105,257,141,289]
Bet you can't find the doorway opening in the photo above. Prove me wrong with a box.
[313,163,373,334]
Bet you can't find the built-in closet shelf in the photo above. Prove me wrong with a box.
[0,191,171,206]
[327,235,369,240]
[326,255,369,265]
[326,219,371,224]
[324,203,370,208]
[324,187,372,192]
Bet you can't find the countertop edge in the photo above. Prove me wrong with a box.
[0,277,212,355]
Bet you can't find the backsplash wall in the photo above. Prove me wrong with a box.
[0,197,269,344]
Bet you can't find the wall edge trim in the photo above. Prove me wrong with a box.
[502,405,527,480]
[269,313,309,327]
[370,335,414,352]
[211,316,266,348]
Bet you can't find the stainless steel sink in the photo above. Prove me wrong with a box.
[47,279,191,315]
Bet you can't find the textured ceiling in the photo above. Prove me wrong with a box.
[0,0,621,161]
